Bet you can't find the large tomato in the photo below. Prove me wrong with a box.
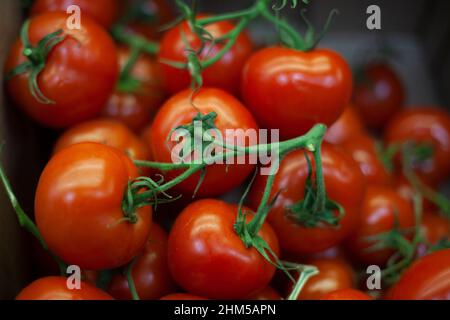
[389,249,450,300]
[16,277,113,300]
[35,142,152,270]
[158,16,253,95]
[384,107,450,185]
[340,134,391,186]
[248,144,366,254]
[102,47,166,132]
[108,223,176,300]
[4,12,118,128]
[353,62,404,130]
[168,199,279,300]
[345,185,415,266]
[147,88,258,197]
[241,47,352,139]
[321,288,372,300]
[324,105,365,145]
[30,0,119,28]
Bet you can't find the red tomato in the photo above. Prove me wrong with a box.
[392,173,436,212]
[247,287,282,300]
[384,107,450,185]
[325,105,365,145]
[4,12,118,128]
[241,47,352,139]
[30,0,119,28]
[340,134,391,186]
[148,88,258,197]
[248,144,366,254]
[53,118,151,163]
[421,212,450,245]
[16,277,113,300]
[345,185,415,266]
[108,224,176,300]
[102,47,166,132]
[389,249,450,300]
[353,62,404,130]
[158,16,253,95]
[294,259,355,300]
[160,293,207,300]
[168,199,279,299]
[35,142,152,270]
[321,288,372,300]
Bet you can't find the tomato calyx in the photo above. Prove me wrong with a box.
[6,20,66,104]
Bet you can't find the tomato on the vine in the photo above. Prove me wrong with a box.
[35,142,152,270]
[392,173,436,212]
[108,223,176,300]
[4,12,118,128]
[345,185,415,266]
[102,47,166,132]
[168,199,279,300]
[247,287,282,300]
[384,107,450,185]
[16,277,113,300]
[389,249,450,300]
[325,105,365,145]
[321,288,372,300]
[30,0,119,28]
[241,47,352,139]
[421,212,449,245]
[147,88,258,197]
[158,16,253,95]
[340,134,391,186]
[353,62,404,130]
[248,144,366,254]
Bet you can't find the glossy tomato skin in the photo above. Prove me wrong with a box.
[295,259,355,300]
[325,105,365,145]
[241,47,352,139]
[4,12,118,128]
[149,88,258,197]
[158,16,253,95]
[35,143,152,270]
[16,277,113,300]
[102,47,166,132]
[247,287,282,300]
[30,0,119,28]
[248,144,366,254]
[353,62,404,130]
[321,288,372,300]
[53,118,151,163]
[389,249,450,300]
[168,199,279,300]
[421,212,450,245]
[161,293,207,300]
[384,107,450,185]
[340,134,391,186]
[108,224,176,300]
[345,185,415,266]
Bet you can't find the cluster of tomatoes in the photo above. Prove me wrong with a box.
[3,0,450,301]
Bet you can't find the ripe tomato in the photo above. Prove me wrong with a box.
[30,0,119,28]
[108,223,176,300]
[102,47,166,132]
[241,47,352,139]
[392,173,436,212]
[353,62,404,130]
[247,287,282,300]
[16,276,113,300]
[53,118,150,163]
[168,199,279,299]
[294,259,355,300]
[321,288,372,300]
[160,293,207,300]
[384,107,450,185]
[389,249,450,300]
[35,142,152,270]
[421,212,449,245]
[340,134,391,186]
[248,144,366,254]
[148,88,258,197]
[345,185,415,266]
[325,105,365,145]
[158,16,253,95]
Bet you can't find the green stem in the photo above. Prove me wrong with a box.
[111,24,159,55]
[287,264,319,300]
[125,258,139,300]
[197,7,257,26]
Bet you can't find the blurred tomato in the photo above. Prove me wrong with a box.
[325,105,365,145]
